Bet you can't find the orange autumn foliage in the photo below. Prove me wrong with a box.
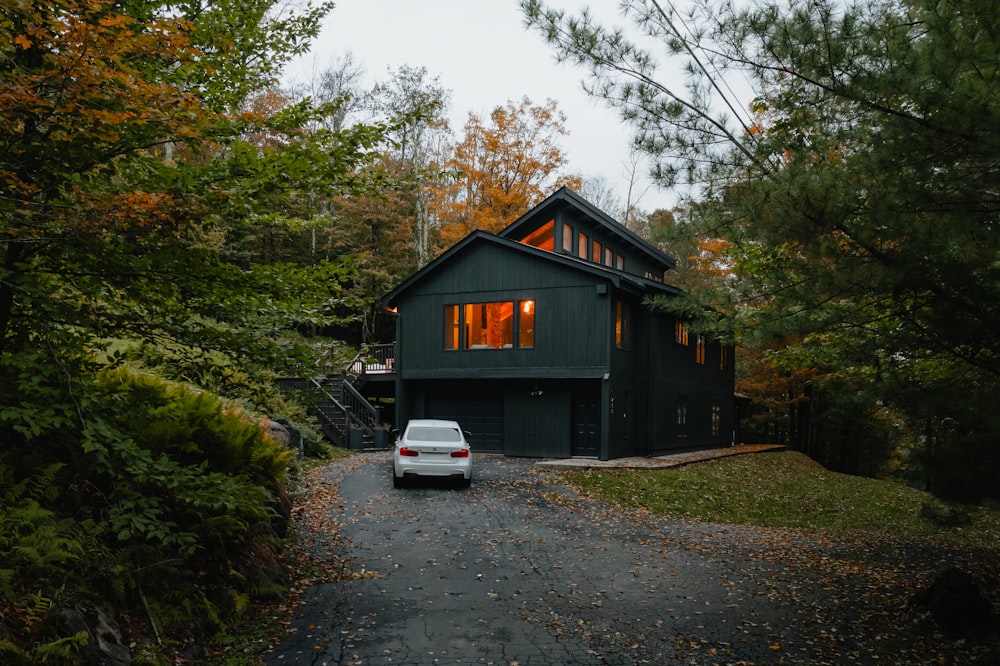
[432,97,581,252]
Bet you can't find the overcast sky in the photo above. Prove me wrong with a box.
[286,0,684,212]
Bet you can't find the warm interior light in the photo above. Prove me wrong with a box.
[522,300,534,314]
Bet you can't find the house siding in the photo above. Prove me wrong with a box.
[383,188,735,461]
[394,242,612,378]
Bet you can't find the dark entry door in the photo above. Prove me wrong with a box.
[571,390,601,457]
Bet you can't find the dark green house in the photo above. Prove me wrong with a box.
[382,187,735,460]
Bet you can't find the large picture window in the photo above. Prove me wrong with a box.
[445,300,537,350]
[465,302,513,348]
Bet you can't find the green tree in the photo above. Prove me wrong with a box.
[434,96,581,251]
[523,0,1000,498]
[0,0,393,657]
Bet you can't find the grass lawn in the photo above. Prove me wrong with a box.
[560,450,1000,551]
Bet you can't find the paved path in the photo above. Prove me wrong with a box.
[266,452,997,665]
[533,443,785,470]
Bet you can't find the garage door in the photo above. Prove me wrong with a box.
[426,392,504,453]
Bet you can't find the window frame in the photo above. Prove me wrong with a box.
[444,299,537,351]
[615,300,632,350]
[675,320,689,346]
[677,395,688,438]
[444,304,460,350]
[562,224,574,253]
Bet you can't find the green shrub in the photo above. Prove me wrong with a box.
[0,356,296,661]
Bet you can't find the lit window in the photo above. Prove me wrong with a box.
[677,396,688,437]
[720,345,729,371]
[592,240,600,263]
[711,401,721,436]
[616,253,624,270]
[579,232,589,260]
[562,224,573,252]
[615,300,631,350]
[465,302,514,349]
[519,300,535,348]
[521,220,554,251]
[444,304,459,350]
[675,320,689,346]
[604,247,613,266]
[696,335,706,364]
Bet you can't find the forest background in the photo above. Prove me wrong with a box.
[1,0,997,663]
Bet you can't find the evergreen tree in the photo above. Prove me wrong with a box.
[523,0,1000,498]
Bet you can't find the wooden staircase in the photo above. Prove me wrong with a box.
[276,344,395,450]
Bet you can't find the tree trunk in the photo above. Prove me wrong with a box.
[0,242,23,353]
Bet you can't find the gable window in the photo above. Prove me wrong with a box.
[444,304,460,350]
[604,247,614,267]
[562,224,574,253]
[592,240,601,263]
[675,320,689,345]
[519,300,535,348]
[677,396,688,437]
[696,335,706,364]
[521,220,554,251]
[578,232,589,260]
[616,253,624,270]
[465,302,514,349]
[615,300,631,350]
[711,400,721,436]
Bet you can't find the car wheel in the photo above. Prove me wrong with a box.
[460,476,471,489]
[392,471,404,489]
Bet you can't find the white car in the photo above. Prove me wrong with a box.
[392,419,472,488]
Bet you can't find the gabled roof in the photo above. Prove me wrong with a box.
[382,229,681,309]
[499,186,677,272]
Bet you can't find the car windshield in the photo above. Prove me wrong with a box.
[407,426,462,442]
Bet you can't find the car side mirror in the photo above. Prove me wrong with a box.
[463,430,472,442]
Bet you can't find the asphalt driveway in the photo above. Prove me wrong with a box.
[265,453,997,665]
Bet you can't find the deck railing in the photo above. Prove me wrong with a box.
[347,343,396,376]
